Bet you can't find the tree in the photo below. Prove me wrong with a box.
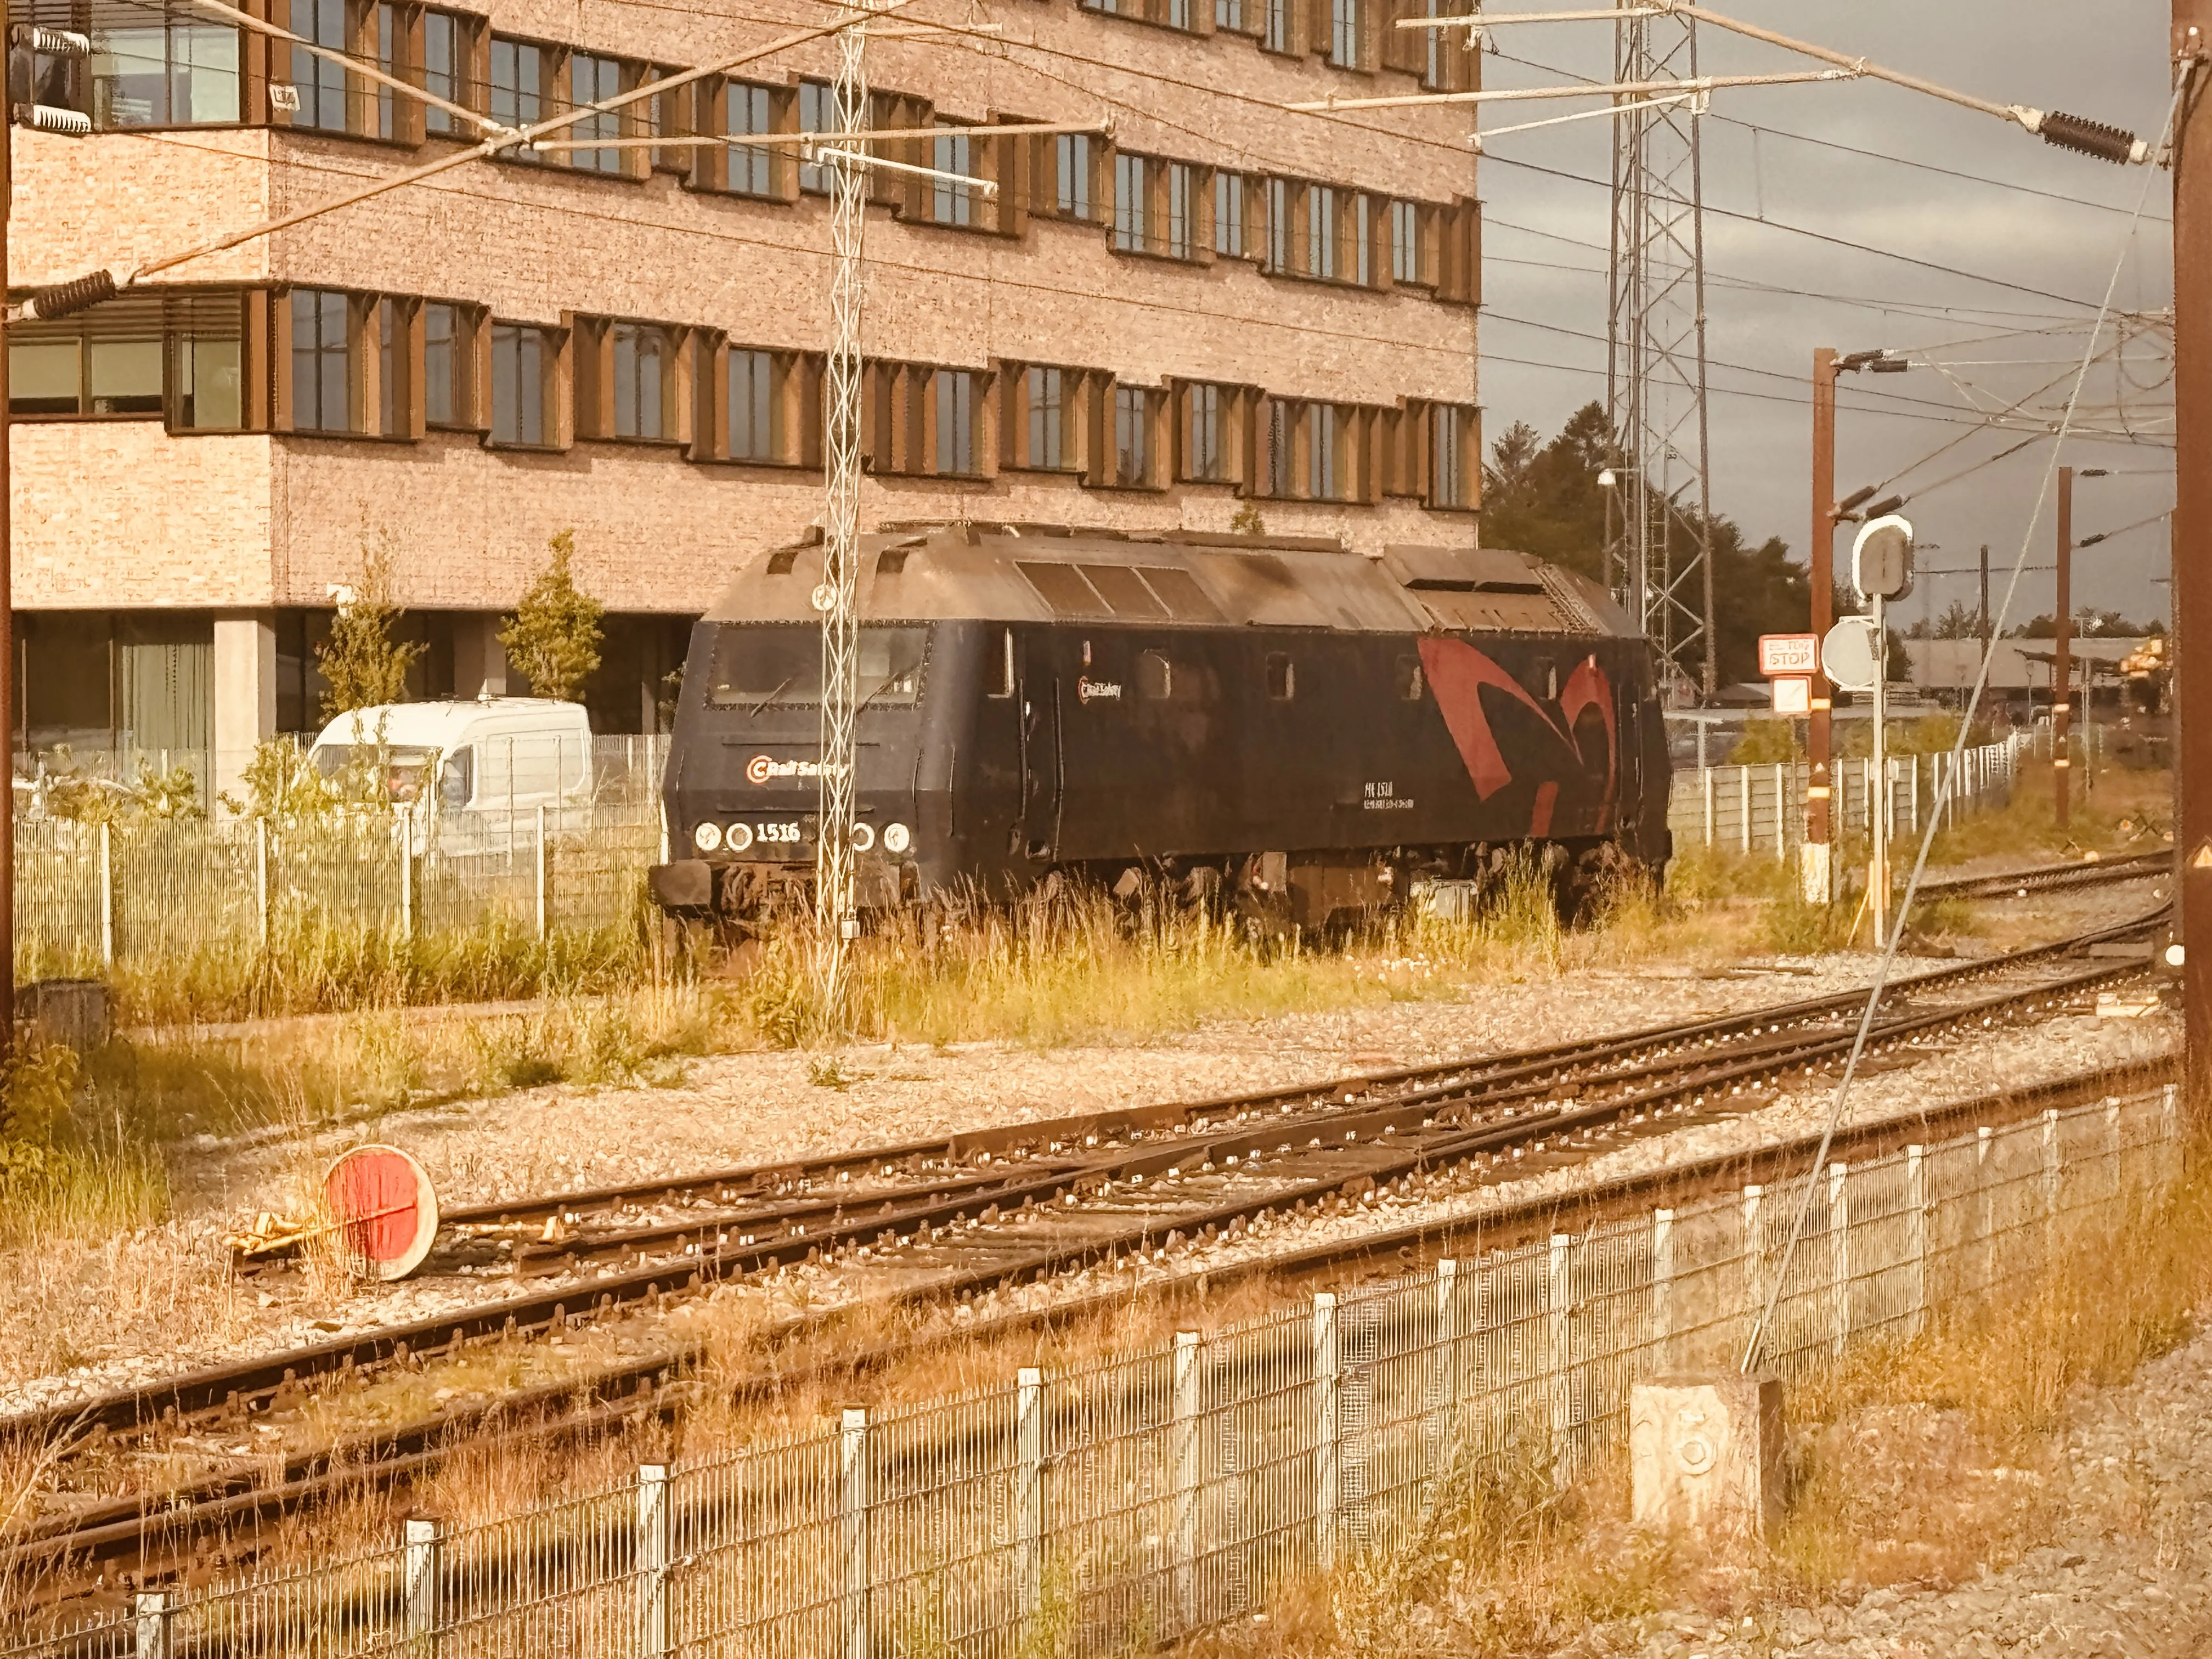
[1931,599,1982,640]
[317,528,425,720]
[501,528,605,703]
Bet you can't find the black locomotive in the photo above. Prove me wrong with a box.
[648,523,1672,932]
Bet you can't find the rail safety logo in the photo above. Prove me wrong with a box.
[747,754,824,784]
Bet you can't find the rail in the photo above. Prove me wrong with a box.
[5,1075,2180,1658]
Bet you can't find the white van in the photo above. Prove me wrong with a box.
[308,698,594,843]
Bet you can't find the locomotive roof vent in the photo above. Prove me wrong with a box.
[1380,545,1547,595]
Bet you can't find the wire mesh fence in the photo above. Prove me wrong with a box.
[4,1082,2180,1659]
[1665,733,2023,858]
[13,738,668,979]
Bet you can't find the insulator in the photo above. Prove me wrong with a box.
[17,103,91,136]
[2039,111,2142,166]
[25,268,118,320]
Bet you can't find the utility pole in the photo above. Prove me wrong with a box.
[1,0,15,1053]
[2055,466,2073,833]
[2175,0,2211,1109]
[1804,347,1837,905]
[811,2,870,1020]
[1978,544,1991,645]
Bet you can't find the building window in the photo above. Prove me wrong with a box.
[569,52,624,172]
[1352,191,1372,286]
[799,80,838,193]
[727,348,781,461]
[1308,403,1342,500]
[1112,153,1146,252]
[1265,178,1290,272]
[291,289,352,433]
[1024,366,1067,470]
[1263,0,1293,52]
[422,10,465,134]
[1118,158,1198,258]
[1432,404,1469,507]
[490,37,545,161]
[1215,0,1244,25]
[288,0,347,134]
[91,0,241,127]
[1391,200,1424,284]
[1215,173,1246,257]
[1113,386,1150,487]
[1054,134,1096,220]
[727,82,773,195]
[1265,398,1291,496]
[424,302,464,425]
[932,129,979,226]
[169,294,245,431]
[491,322,552,445]
[1329,0,1362,67]
[10,314,163,419]
[1182,382,1227,482]
[1307,185,1339,280]
[610,322,668,439]
[934,370,978,476]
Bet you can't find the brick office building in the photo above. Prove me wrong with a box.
[9,0,1485,800]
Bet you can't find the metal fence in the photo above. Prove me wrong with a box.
[1666,732,2025,857]
[7,1082,2179,1659]
[14,738,668,975]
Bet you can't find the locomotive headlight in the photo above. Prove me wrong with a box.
[2165,942,2186,969]
[851,822,877,853]
[884,822,912,855]
[725,822,755,853]
[692,821,723,853]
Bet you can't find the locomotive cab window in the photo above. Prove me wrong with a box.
[1266,652,1294,701]
[706,624,928,708]
[1397,654,1423,701]
[1138,650,1172,700]
[1521,657,1558,701]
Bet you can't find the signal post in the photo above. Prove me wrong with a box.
[2176,0,2212,1111]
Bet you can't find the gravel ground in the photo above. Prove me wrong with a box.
[1555,1314,2212,1659]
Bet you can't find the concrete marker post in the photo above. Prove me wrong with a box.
[403,1515,442,1647]
[1015,1367,1045,1621]
[636,1464,671,1659]
[1740,1185,1765,1348]
[1651,1210,1676,1371]
[535,802,549,940]
[1171,1330,1201,1634]
[1548,1234,1574,1474]
[1905,1146,1928,1336]
[840,1407,870,1659]
[1432,1258,1461,1479]
[1312,1293,1340,1570]
[134,1592,172,1659]
[98,818,114,968]
[1828,1163,1849,1358]
[255,815,270,950]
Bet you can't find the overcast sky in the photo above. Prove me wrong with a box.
[1473,0,2177,633]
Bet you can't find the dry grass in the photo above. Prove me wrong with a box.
[1182,1147,2212,1658]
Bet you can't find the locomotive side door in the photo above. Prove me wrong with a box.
[1019,649,1064,861]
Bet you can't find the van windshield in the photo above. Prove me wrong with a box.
[311,743,436,802]
[706,624,929,710]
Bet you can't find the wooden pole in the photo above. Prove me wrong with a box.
[2056,466,2073,833]
[2176,0,2212,1110]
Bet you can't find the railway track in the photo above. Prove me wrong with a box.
[1,911,2168,1589]
[1915,849,2171,904]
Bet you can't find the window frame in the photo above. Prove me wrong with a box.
[486,317,568,450]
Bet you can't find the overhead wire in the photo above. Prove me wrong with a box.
[1739,75,2188,1376]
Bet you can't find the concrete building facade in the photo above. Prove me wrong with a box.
[9,0,1486,796]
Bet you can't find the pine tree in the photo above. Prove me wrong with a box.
[317,530,425,719]
[500,529,605,703]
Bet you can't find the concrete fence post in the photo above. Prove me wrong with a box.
[636,1464,671,1659]
[98,819,115,968]
[1774,762,1787,856]
[2106,1097,2125,1204]
[398,810,415,940]
[1431,1257,1460,1475]
[2041,1108,2062,1254]
[1739,766,1752,855]
[840,1407,870,1659]
[404,1515,442,1646]
[2162,1083,2180,1185]
[1650,1209,1675,1370]
[1740,1184,1765,1340]
[1171,1331,1201,1633]
[1977,1126,1996,1297]
[1312,1294,1340,1570]
[1905,1146,1929,1336]
[1828,1163,1849,1357]
[1910,754,1920,833]
[255,815,270,950]
[1548,1234,1574,1472]
[1015,1367,1045,1620]
[1700,767,1713,847]
[134,1592,172,1659]
[535,802,550,940]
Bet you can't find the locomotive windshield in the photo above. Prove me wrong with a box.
[706,623,929,710]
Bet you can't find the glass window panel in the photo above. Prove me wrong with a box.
[1024,366,1062,469]
[492,323,546,445]
[934,370,973,475]
[89,338,163,415]
[728,348,776,460]
[490,38,543,161]
[1114,386,1148,486]
[423,12,459,133]
[932,132,974,225]
[569,52,622,172]
[11,341,83,415]
[706,624,926,707]
[1167,163,1193,258]
[612,321,664,440]
[92,5,240,128]
[727,83,772,195]
[424,302,458,424]
[1264,0,1291,51]
[1330,0,1360,66]
[1113,153,1143,251]
[291,0,347,132]
[1185,382,1223,482]
[1056,134,1091,219]
[799,81,835,193]
[1215,173,1244,256]
[291,289,351,432]
[178,17,241,122]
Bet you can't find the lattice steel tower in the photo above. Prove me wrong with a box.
[1606,2,1717,701]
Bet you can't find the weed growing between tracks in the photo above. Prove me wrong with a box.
[1180,1147,2212,1659]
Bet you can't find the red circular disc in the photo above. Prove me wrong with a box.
[324,1144,439,1282]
